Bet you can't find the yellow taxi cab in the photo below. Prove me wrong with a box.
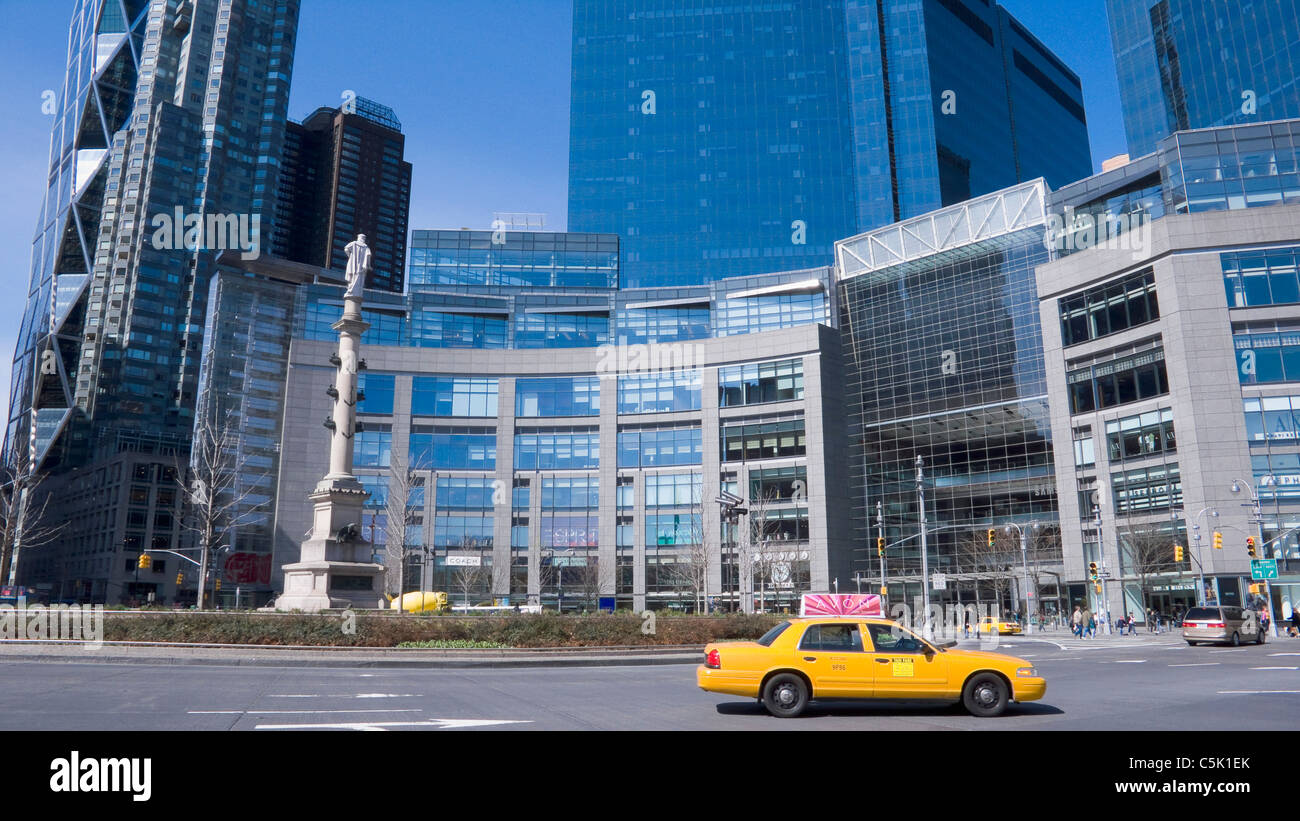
[977,616,1023,636]
[697,616,1045,718]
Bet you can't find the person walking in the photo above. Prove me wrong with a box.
[1072,606,1083,638]
[1082,606,1094,639]
[1290,606,1300,638]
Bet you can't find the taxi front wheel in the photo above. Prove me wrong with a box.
[763,673,809,718]
[962,673,1009,718]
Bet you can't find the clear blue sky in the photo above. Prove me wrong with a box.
[0,0,1128,417]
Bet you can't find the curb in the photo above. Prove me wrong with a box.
[0,651,702,669]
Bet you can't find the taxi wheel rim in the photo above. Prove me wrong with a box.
[976,683,998,706]
[776,683,798,707]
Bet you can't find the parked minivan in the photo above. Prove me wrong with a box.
[1182,605,1265,646]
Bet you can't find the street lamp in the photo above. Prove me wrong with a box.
[1188,506,1219,605]
[916,455,931,638]
[1231,475,1279,637]
[1091,504,1112,635]
[1003,521,1039,634]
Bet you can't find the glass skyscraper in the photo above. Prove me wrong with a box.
[1107,0,1300,157]
[4,0,300,594]
[569,0,1093,289]
[7,0,300,475]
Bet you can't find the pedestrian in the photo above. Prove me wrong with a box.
[1072,605,1083,638]
[1127,614,1136,635]
[1290,606,1300,638]
[1082,606,1093,639]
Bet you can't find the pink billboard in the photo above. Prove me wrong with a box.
[800,593,883,617]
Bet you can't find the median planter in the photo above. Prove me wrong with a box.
[98,612,785,648]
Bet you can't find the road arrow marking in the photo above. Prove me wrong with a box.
[254,718,532,731]
[191,709,422,716]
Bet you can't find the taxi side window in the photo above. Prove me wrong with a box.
[866,623,925,653]
[799,624,864,652]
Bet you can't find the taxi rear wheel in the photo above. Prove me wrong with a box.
[962,673,1009,718]
[762,673,809,718]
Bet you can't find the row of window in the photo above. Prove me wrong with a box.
[1059,270,1159,347]
[1067,349,1168,414]
[356,364,805,420]
[1235,331,1300,385]
[1223,247,1300,308]
[1105,408,1176,464]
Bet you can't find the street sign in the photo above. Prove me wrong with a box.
[1251,559,1279,580]
[930,573,947,591]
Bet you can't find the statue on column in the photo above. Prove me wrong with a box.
[344,233,372,299]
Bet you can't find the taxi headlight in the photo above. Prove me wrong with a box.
[1016,666,1038,678]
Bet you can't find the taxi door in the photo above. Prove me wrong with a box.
[864,623,950,698]
[794,622,874,698]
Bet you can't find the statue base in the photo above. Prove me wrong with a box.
[274,478,386,612]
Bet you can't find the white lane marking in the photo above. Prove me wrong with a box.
[1169,663,1220,667]
[1218,690,1300,695]
[1269,653,1300,657]
[255,718,532,731]
[267,693,423,699]
[1209,649,1250,653]
[1111,659,1147,663]
[1250,666,1299,671]
[190,709,422,715]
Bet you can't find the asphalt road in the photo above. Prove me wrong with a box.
[1,636,1296,730]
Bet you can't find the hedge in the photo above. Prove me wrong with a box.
[99,612,785,648]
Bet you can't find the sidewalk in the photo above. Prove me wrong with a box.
[0,640,703,669]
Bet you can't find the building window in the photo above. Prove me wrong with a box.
[513,430,599,470]
[719,359,804,406]
[353,425,392,467]
[1243,396,1300,444]
[411,376,499,417]
[435,477,497,510]
[541,476,599,510]
[513,312,609,349]
[410,426,496,470]
[1235,330,1300,384]
[1112,463,1181,514]
[748,465,807,501]
[1067,349,1168,414]
[1073,427,1096,468]
[618,427,703,468]
[617,370,701,414]
[645,473,702,507]
[1105,409,1176,463]
[720,419,806,462]
[515,377,599,417]
[1059,270,1158,346]
[356,373,395,415]
[1223,248,1300,308]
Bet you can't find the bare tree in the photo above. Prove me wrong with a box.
[953,529,1017,610]
[1117,522,1179,613]
[382,452,422,612]
[178,409,267,609]
[747,487,785,613]
[450,537,491,607]
[571,548,602,611]
[658,485,710,613]
[0,451,68,586]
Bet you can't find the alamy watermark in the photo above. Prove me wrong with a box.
[0,597,103,648]
[1045,206,1152,260]
[596,340,706,380]
[150,206,261,261]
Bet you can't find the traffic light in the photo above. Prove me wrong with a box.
[1093,583,1102,594]
[1088,561,1098,581]
[214,578,222,592]
[880,585,888,596]
[987,529,996,548]
[1249,583,1264,595]
[877,537,885,557]
[175,572,184,586]
[1247,537,1257,558]
[1213,531,1223,550]
[136,552,152,570]
[1174,545,1184,562]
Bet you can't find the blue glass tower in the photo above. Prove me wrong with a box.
[1107,0,1300,157]
[569,0,1093,288]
